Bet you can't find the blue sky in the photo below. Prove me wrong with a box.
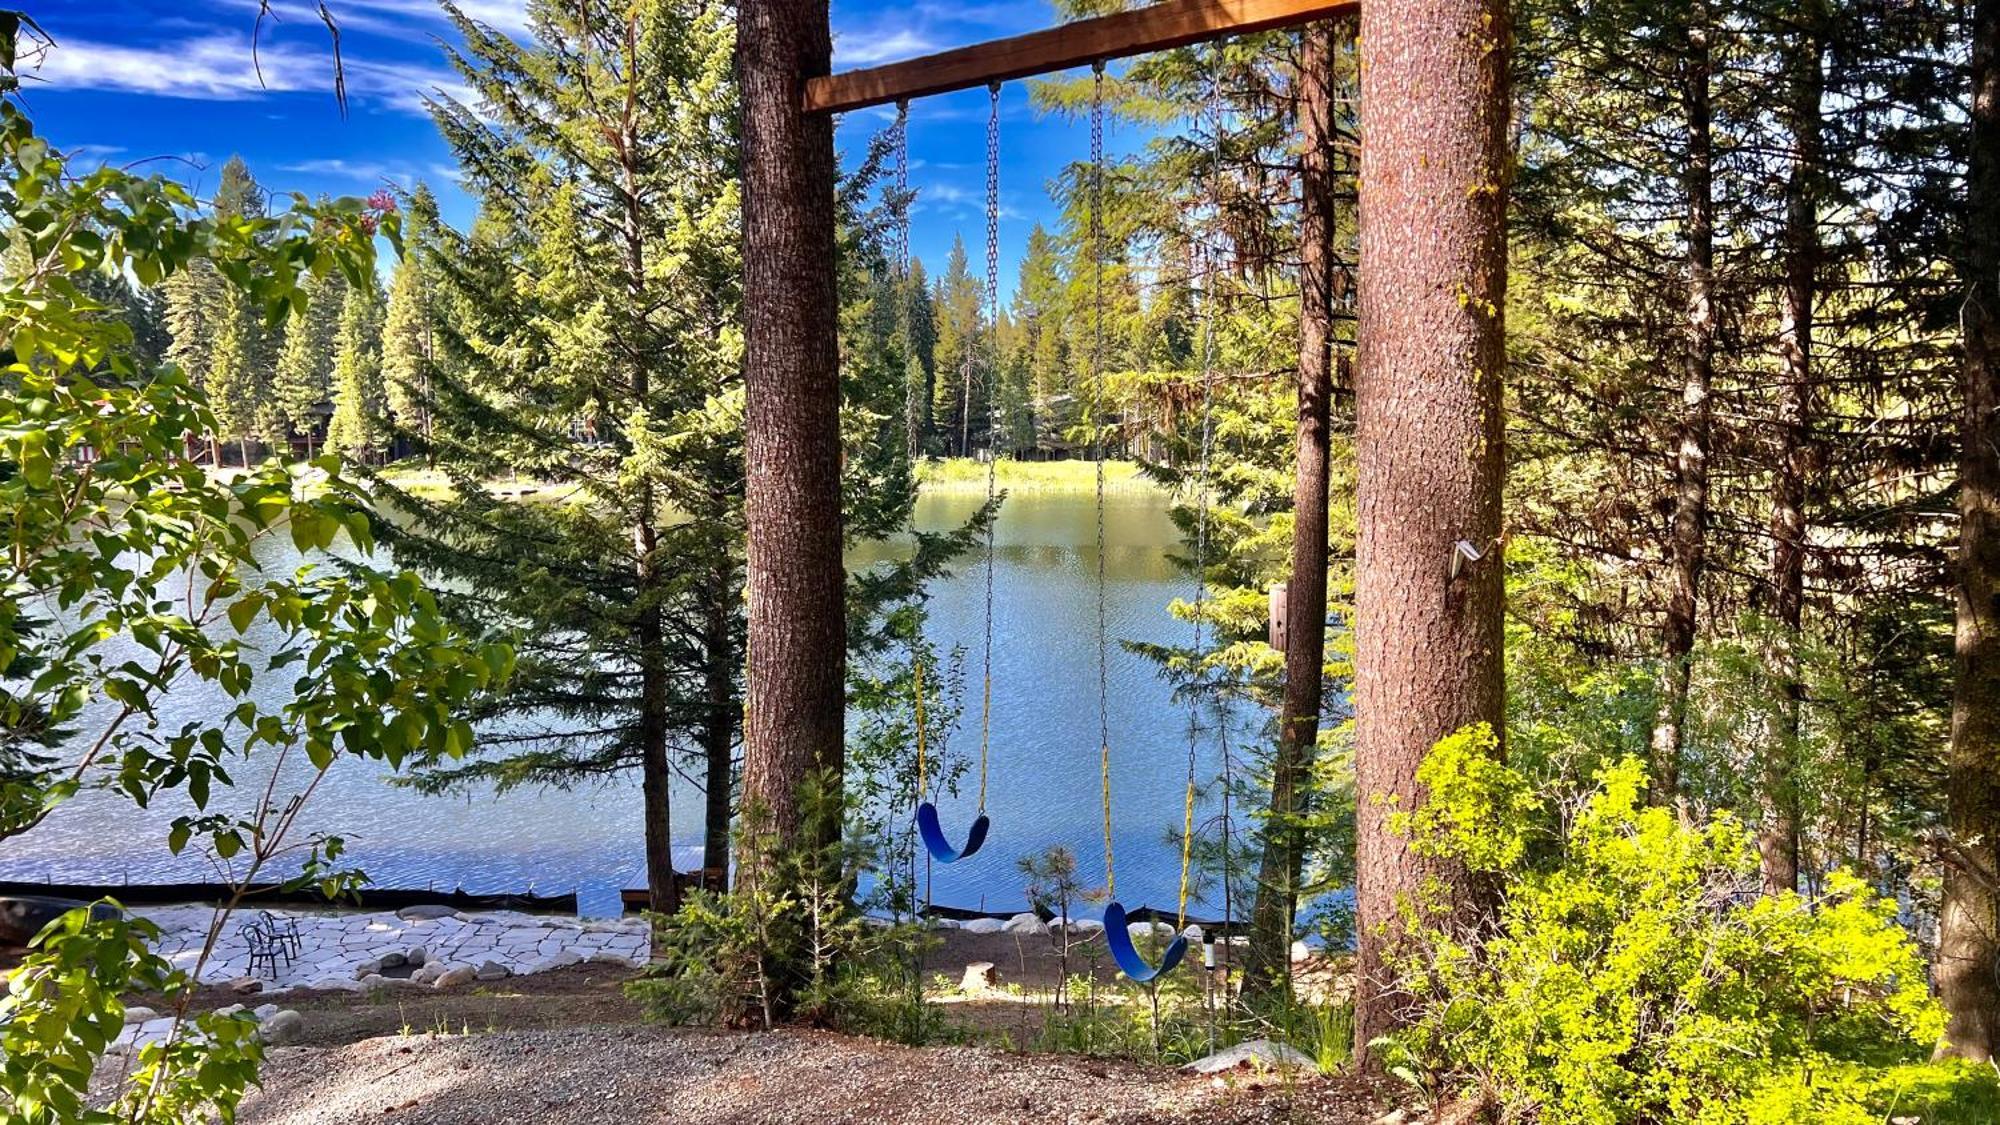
[19,0,1135,294]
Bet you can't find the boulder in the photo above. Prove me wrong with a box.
[378,951,408,971]
[411,962,447,985]
[1002,912,1048,936]
[358,973,389,988]
[434,965,478,989]
[226,977,262,995]
[260,1010,305,1046]
[961,917,1006,935]
[252,1003,280,1021]
[959,962,1001,993]
[122,1006,159,1024]
[1183,1038,1316,1075]
[213,1004,246,1020]
[352,959,383,981]
[396,904,457,922]
[405,945,427,968]
[527,950,582,974]
[474,960,510,982]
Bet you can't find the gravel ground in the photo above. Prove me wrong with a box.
[236,1025,1399,1124]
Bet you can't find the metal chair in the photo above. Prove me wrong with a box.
[241,918,284,977]
[260,910,303,958]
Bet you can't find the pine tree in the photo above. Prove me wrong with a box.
[325,279,386,461]
[161,261,222,462]
[271,270,347,458]
[203,156,275,465]
[931,234,985,456]
[382,184,442,463]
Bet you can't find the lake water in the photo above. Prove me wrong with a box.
[0,484,1245,918]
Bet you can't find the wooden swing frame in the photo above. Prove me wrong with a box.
[803,0,1358,114]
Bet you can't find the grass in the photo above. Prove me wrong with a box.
[1864,1059,2000,1124]
[916,457,1156,495]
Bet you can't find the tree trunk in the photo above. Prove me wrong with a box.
[1351,0,1510,1060]
[1761,15,1822,897]
[737,0,846,890]
[1939,0,2000,1064]
[702,552,738,877]
[1650,3,1717,803]
[1245,17,1343,998]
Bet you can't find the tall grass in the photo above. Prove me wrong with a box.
[917,458,1156,494]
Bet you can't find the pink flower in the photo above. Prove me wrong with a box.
[365,189,399,214]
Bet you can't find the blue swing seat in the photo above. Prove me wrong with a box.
[916,801,990,863]
[1102,901,1189,983]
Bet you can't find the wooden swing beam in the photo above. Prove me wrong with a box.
[803,0,1358,114]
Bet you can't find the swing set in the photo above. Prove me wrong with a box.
[875,0,1331,983]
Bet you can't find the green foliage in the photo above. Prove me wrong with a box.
[0,83,505,1122]
[1387,744,1945,1124]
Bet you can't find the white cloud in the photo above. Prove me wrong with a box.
[834,27,938,67]
[32,32,467,117]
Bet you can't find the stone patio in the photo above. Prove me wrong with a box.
[137,905,652,993]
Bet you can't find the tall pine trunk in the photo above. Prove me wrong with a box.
[1351,0,1509,1059]
[1761,16,1822,897]
[737,0,846,896]
[1939,0,2000,1064]
[614,64,680,915]
[1650,4,1717,802]
[1246,17,1343,997]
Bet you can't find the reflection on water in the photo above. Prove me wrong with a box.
[1,484,1241,916]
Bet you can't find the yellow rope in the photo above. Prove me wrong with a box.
[978,673,991,810]
[1178,775,1196,927]
[914,660,927,796]
[1100,741,1115,899]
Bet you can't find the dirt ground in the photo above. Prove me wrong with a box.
[111,927,1395,1124]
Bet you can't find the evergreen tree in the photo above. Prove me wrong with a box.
[931,234,985,455]
[271,269,347,458]
[382,184,442,463]
[325,278,386,461]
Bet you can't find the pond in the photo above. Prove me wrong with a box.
[0,482,1250,918]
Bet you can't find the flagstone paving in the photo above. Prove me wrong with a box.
[136,905,652,993]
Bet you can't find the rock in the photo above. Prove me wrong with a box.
[586,951,641,968]
[526,950,582,974]
[411,962,447,985]
[474,960,510,982]
[1369,1111,1408,1125]
[405,945,427,968]
[1289,940,1312,964]
[1070,918,1105,935]
[396,904,457,921]
[359,973,388,988]
[307,977,365,993]
[260,1009,305,1046]
[122,1006,158,1024]
[959,962,1000,993]
[226,977,262,995]
[1183,1039,1317,1075]
[1003,912,1048,936]
[252,1003,280,1021]
[378,951,408,971]
[353,959,383,980]
[961,917,1006,935]
[213,1004,246,1019]
[434,965,478,989]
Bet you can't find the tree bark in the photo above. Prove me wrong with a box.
[737,0,846,890]
[1761,13,1822,897]
[1939,0,2000,1064]
[1351,0,1509,1060]
[1650,2,1717,803]
[1245,17,1343,998]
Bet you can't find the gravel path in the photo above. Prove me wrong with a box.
[239,1026,1396,1124]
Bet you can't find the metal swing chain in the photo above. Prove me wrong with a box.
[895,100,911,279]
[976,82,1001,815]
[1205,74,1237,946]
[1090,60,1115,901]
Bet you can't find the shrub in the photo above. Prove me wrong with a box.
[1385,727,1944,1124]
